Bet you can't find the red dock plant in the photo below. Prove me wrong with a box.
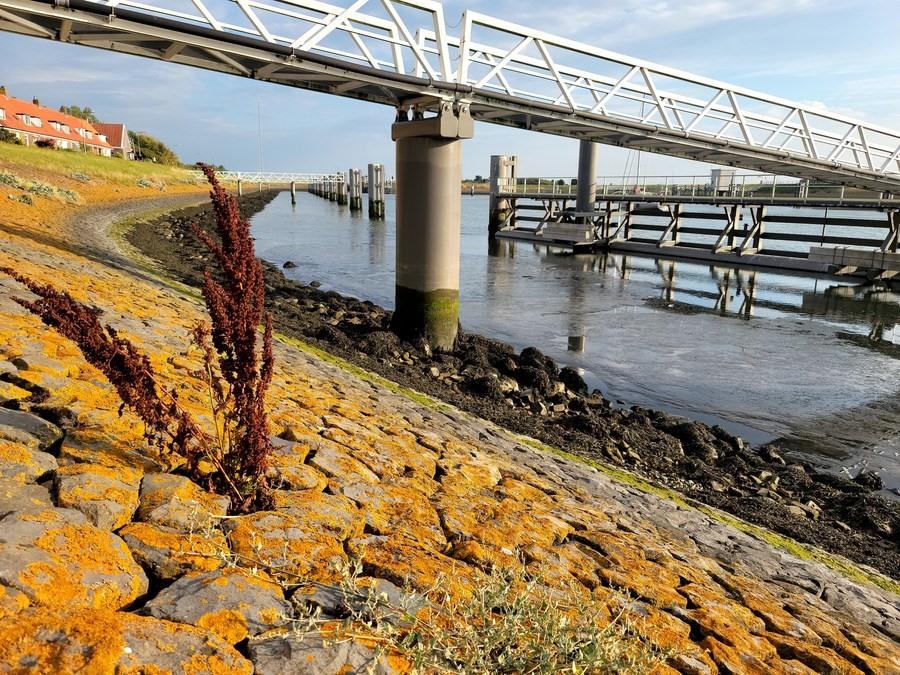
[1,166,275,512]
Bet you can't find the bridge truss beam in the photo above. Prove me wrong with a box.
[1,0,899,192]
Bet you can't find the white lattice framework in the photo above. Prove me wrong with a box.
[1,0,899,191]
[213,170,339,182]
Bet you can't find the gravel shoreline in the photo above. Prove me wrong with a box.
[125,190,899,580]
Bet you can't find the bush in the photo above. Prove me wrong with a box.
[0,166,275,512]
[70,172,92,183]
[0,171,23,188]
[293,561,667,674]
[35,138,55,149]
[0,127,21,144]
[26,181,55,197]
[7,194,32,205]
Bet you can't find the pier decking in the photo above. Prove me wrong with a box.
[493,173,900,277]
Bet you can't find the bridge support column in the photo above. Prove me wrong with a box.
[349,169,362,211]
[391,103,473,351]
[489,155,517,237]
[337,175,348,205]
[576,140,598,220]
[368,163,385,219]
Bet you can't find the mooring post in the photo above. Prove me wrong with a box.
[576,139,598,221]
[337,173,348,205]
[329,177,337,202]
[237,179,243,197]
[349,169,362,211]
[489,155,517,237]
[290,181,296,206]
[391,102,473,350]
[368,163,385,219]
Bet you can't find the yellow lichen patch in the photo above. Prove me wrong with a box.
[272,489,365,541]
[20,522,147,609]
[0,380,31,403]
[347,534,487,603]
[0,439,47,480]
[0,583,31,621]
[197,609,249,645]
[225,511,348,583]
[0,605,252,674]
[118,522,226,578]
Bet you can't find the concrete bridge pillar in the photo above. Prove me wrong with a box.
[577,140,598,218]
[368,163,385,219]
[349,169,362,211]
[489,155,517,237]
[391,102,474,350]
[337,174,348,205]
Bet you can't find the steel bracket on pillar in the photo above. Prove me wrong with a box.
[392,102,474,141]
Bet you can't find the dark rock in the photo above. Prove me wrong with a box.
[559,366,588,395]
[514,366,551,395]
[282,261,297,269]
[519,346,558,376]
[853,470,884,492]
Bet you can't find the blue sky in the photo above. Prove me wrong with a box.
[1,0,899,179]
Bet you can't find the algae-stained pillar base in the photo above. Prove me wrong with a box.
[391,102,473,351]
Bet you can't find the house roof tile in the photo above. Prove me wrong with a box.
[0,94,111,148]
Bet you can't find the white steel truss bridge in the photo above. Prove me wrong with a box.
[211,170,340,182]
[1,0,900,193]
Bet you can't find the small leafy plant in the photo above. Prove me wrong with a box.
[1,166,275,512]
[290,561,666,674]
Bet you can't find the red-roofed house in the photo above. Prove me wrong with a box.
[0,88,112,156]
[94,122,134,159]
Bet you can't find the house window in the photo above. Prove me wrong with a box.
[17,113,32,126]
[32,117,42,128]
[62,124,70,133]
[0,108,5,120]
[50,121,60,131]
[85,131,92,140]
[76,128,85,137]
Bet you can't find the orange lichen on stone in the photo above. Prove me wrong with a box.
[272,489,365,541]
[224,511,348,583]
[0,607,252,674]
[341,480,447,550]
[347,534,487,602]
[0,438,56,482]
[119,521,226,580]
[0,583,31,621]
[19,521,147,609]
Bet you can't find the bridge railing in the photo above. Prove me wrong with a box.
[497,175,900,205]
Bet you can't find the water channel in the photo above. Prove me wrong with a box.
[251,191,900,493]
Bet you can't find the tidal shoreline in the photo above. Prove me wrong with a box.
[126,190,900,580]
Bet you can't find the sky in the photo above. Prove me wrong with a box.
[1,0,899,179]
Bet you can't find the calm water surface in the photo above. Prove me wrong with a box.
[252,191,900,492]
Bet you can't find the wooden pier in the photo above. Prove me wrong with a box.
[491,167,900,278]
